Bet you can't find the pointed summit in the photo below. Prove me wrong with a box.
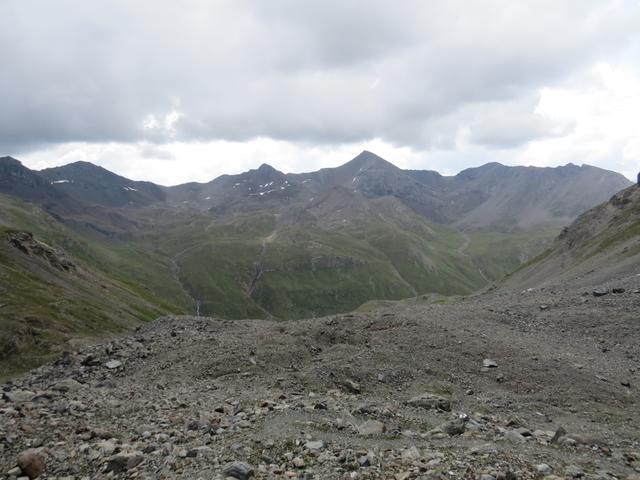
[347,150,398,171]
[257,163,278,174]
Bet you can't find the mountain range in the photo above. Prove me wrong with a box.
[0,151,632,373]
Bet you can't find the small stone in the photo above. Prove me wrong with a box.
[304,440,325,451]
[442,417,466,436]
[7,466,22,476]
[105,451,144,474]
[223,461,254,480]
[483,359,498,368]
[564,465,584,478]
[480,475,496,480]
[340,379,361,394]
[536,464,552,474]
[358,455,371,467]
[104,360,122,369]
[592,288,609,297]
[292,457,305,468]
[401,446,421,463]
[52,378,83,392]
[550,426,567,444]
[3,390,35,403]
[612,287,625,294]
[17,449,45,479]
[357,420,386,436]
[504,430,526,443]
[407,392,451,411]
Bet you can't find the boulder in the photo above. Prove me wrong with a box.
[104,360,122,369]
[483,359,498,368]
[17,449,45,479]
[105,451,144,473]
[407,392,451,411]
[223,461,254,480]
[357,420,386,436]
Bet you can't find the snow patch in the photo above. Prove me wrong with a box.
[51,179,70,184]
[123,186,138,192]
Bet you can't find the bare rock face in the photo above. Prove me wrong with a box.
[7,231,75,271]
[17,449,45,479]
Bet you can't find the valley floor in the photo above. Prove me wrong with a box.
[1,274,639,479]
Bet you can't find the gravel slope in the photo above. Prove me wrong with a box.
[1,273,639,479]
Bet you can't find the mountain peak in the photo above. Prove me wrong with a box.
[347,150,398,172]
[257,163,278,174]
[0,156,23,167]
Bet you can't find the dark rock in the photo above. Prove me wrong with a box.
[612,287,625,294]
[442,417,467,436]
[550,426,567,444]
[105,451,144,473]
[223,461,254,479]
[592,288,609,297]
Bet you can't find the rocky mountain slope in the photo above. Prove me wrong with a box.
[168,151,631,231]
[1,272,638,478]
[1,156,638,479]
[0,153,632,373]
[506,184,640,289]
[40,161,166,209]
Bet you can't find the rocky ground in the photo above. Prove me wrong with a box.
[1,274,639,479]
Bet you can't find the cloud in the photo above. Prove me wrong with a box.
[1,0,638,155]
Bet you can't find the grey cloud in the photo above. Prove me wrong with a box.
[0,0,638,153]
[465,96,576,148]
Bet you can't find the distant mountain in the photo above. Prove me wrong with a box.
[161,150,631,230]
[505,184,640,289]
[166,163,301,213]
[0,151,632,324]
[40,161,166,208]
[0,156,71,208]
[443,162,632,231]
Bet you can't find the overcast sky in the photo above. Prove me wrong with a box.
[1,1,639,185]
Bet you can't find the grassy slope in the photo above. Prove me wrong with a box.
[0,191,558,376]
[0,195,190,378]
[157,207,552,320]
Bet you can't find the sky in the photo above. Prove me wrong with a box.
[1,1,639,185]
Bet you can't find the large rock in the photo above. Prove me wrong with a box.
[3,390,35,403]
[104,360,122,369]
[442,417,466,436]
[52,378,83,392]
[17,449,45,479]
[223,461,254,479]
[407,392,451,411]
[105,451,144,473]
[357,420,386,436]
[483,358,498,368]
